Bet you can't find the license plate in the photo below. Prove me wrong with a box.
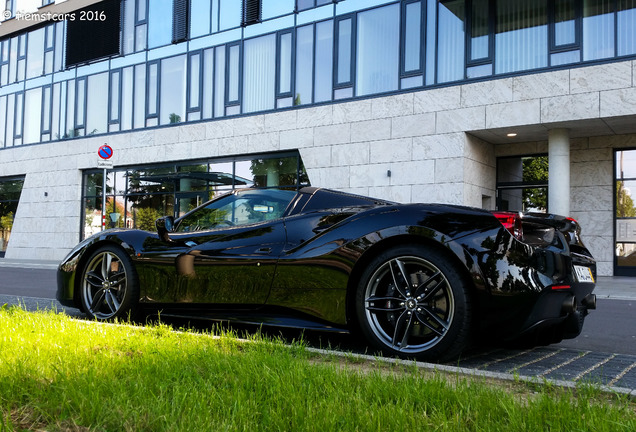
[574,265,595,283]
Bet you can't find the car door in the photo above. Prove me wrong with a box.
[138,189,296,306]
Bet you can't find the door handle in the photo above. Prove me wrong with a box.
[256,247,272,254]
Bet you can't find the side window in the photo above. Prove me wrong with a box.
[176,190,295,232]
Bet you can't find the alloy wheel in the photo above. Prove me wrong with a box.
[364,256,455,354]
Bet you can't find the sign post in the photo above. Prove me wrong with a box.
[98,145,114,231]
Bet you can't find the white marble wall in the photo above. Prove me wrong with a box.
[3,59,636,274]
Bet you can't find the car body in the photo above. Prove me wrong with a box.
[57,187,597,361]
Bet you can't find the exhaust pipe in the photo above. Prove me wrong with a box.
[582,294,596,310]
[561,295,576,315]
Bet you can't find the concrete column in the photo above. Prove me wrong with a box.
[548,128,570,216]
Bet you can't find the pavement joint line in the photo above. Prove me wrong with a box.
[507,348,563,374]
[573,353,617,382]
[475,347,535,370]
[609,361,636,387]
[538,350,589,378]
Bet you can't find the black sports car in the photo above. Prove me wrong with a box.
[57,187,597,361]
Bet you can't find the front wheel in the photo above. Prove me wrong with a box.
[79,245,139,321]
[355,245,472,362]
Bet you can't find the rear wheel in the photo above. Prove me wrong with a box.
[79,245,139,321]
[355,245,472,362]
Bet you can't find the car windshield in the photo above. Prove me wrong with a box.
[175,189,297,232]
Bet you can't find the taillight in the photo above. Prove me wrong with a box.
[493,211,523,240]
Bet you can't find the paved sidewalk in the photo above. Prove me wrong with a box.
[1,258,635,300]
[0,258,60,270]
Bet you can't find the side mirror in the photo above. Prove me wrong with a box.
[155,216,175,243]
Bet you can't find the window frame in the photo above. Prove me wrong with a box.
[466,0,494,67]
[334,14,355,90]
[549,0,582,53]
[276,29,295,100]
[400,0,426,79]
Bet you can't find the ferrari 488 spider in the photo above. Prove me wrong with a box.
[58,187,596,361]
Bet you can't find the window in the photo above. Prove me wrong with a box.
[401,0,424,84]
[16,34,26,82]
[121,66,134,131]
[191,0,212,38]
[160,55,187,125]
[276,31,293,106]
[1,40,9,86]
[41,85,51,141]
[550,0,581,65]
[297,0,333,12]
[495,0,548,74]
[146,61,159,123]
[496,155,548,212]
[335,16,353,89]
[26,28,45,80]
[314,20,333,102]
[220,0,241,31]
[135,0,148,51]
[44,24,54,75]
[23,87,41,144]
[188,52,202,121]
[202,48,214,118]
[0,96,6,147]
[437,0,465,83]
[356,4,399,96]
[583,0,614,60]
[80,152,309,238]
[148,0,172,48]
[243,34,276,113]
[226,43,241,114]
[618,0,636,56]
[14,92,23,144]
[263,0,293,19]
[65,0,121,67]
[177,189,296,232]
[214,46,226,117]
[109,70,121,131]
[616,149,636,274]
[75,77,86,133]
[0,177,25,255]
[295,24,313,105]
[134,64,146,129]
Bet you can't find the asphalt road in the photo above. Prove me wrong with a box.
[0,266,634,355]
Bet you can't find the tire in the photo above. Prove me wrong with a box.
[355,245,472,362]
[79,245,140,321]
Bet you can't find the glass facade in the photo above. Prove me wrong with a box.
[0,177,24,255]
[615,149,636,274]
[81,152,309,239]
[496,155,549,213]
[0,0,635,149]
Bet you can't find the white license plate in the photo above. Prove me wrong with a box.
[574,265,595,283]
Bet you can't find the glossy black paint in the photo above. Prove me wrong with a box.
[57,187,596,342]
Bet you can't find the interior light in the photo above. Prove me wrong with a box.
[506,133,518,137]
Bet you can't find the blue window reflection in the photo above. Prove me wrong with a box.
[495,0,547,74]
[356,4,399,96]
[148,0,172,48]
[583,0,614,61]
[437,0,465,83]
[618,0,636,56]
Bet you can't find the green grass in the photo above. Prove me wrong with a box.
[0,306,635,432]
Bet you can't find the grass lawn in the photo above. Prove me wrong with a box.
[0,305,635,431]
